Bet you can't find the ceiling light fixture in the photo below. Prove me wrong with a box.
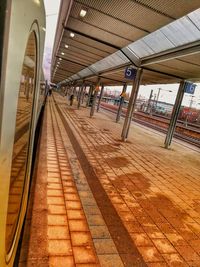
[65,44,69,48]
[70,32,75,38]
[59,58,62,61]
[80,9,87,17]
[61,52,65,55]
[33,0,40,6]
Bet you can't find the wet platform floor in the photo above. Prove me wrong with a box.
[20,93,200,267]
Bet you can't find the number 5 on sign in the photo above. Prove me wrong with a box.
[124,67,137,80]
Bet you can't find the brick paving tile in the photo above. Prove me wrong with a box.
[124,221,144,233]
[162,253,188,267]
[64,193,80,201]
[66,200,82,210]
[152,238,177,254]
[147,262,168,267]
[48,240,72,255]
[179,230,199,241]
[71,231,92,246]
[156,223,177,234]
[48,204,66,214]
[67,209,85,220]
[73,247,97,264]
[49,256,75,267]
[137,246,164,262]
[188,239,200,254]
[48,225,70,239]
[131,233,153,247]
[47,183,62,189]
[47,178,61,184]
[89,225,111,239]
[164,233,188,246]
[83,206,102,215]
[97,254,124,267]
[175,245,200,262]
[93,238,118,254]
[68,220,89,232]
[47,196,65,205]
[86,214,105,226]
[187,260,200,267]
[76,264,101,267]
[47,189,63,197]
[48,214,68,225]
[64,187,77,193]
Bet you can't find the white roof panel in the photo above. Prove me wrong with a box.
[160,16,200,47]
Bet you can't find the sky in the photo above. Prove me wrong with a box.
[43,0,61,81]
[42,1,200,109]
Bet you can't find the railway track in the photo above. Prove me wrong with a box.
[100,103,200,148]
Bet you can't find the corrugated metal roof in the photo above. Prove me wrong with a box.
[52,0,200,85]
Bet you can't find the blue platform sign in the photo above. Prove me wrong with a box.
[184,82,196,94]
[124,67,137,80]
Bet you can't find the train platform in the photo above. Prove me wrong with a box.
[20,93,200,267]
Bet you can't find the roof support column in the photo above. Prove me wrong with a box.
[90,77,100,118]
[73,86,76,95]
[121,68,143,141]
[78,83,84,109]
[76,86,80,100]
[86,85,93,107]
[97,84,104,112]
[164,80,186,149]
[116,83,127,123]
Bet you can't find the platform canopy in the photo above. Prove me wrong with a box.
[51,0,200,86]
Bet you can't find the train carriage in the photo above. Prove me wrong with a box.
[0,1,46,266]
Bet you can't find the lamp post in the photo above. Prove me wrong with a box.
[156,88,172,107]
[185,95,195,127]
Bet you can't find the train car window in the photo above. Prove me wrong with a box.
[5,31,37,253]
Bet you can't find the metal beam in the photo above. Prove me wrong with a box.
[100,75,125,84]
[141,41,200,66]
[143,66,184,80]
[121,47,141,67]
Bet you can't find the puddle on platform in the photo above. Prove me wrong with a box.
[106,156,130,168]
[113,172,199,239]
[95,144,120,153]
[128,173,151,191]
